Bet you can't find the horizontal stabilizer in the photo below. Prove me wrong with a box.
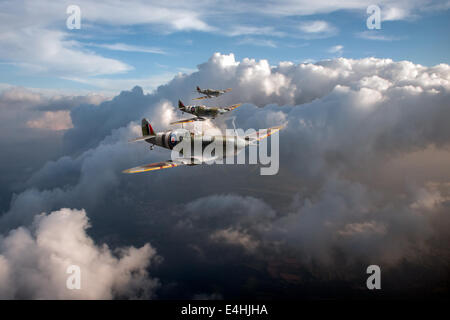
[128,135,155,142]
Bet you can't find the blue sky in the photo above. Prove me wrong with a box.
[0,0,449,94]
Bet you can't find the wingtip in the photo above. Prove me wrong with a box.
[227,103,241,110]
[271,123,287,130]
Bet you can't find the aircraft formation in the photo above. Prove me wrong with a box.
[194,86,232,100]
[123,86,283,173]
[170,100,241,125]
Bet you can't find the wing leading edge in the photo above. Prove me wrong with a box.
[123,160,181,174]
[123,157,203,174]
[170,117,205,125]
[123,124,285,174]
[244,124,285,144]
[225,103,241,111]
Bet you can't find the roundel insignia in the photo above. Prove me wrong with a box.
[169,133,177,147]
[191,106,195,113]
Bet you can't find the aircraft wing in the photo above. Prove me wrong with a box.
[225,103,241,111]
[123,158,200,174]
[244,124,285,144]
[223,88,232,93]
[192,96,209,100]
[170,117,205,125]
[123,160,183,174]
[128,134,155,142]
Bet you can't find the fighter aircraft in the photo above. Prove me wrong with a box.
[170,100,241,125]
[194,86,232,100]
[123,118,283,173]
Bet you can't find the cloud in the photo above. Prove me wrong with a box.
[298,20,337,38]
[382,6,411,20]
[210,228,259,252]
[1,53,450,298]
[328,45,343,54]
[0,87,108,212]
[224,26,285,37]
[223,0,444,21]
[0,28,132,76]
[0,86,107,131]
[356,31,403,41]
[237,37,277,48]
[86,43,167,55]
[3,0,214,33]
[26,111,73,131]
[299,20,334,33]
[338,221,387,237]
[0,0,447,86]
[78,1,215,32]
[263,178,429,268]
[64,73,178,94]
[0,208,159,299]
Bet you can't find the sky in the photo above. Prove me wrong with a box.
[0,1,450,300]
[0,0,449,94]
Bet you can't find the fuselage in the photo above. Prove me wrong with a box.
[145,128,246,159]
[198,89,222,97]
[180,105,227,118]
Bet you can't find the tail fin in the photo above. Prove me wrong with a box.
[141,118,155,136]
[178,100,185,109]
[196,86,201,92]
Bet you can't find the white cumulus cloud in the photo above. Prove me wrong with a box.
[1,52,450,297]
[0,208,159,299]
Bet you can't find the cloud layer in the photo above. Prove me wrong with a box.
[0,208,159,299]
[0,0,447,80]
[0,53,449,298]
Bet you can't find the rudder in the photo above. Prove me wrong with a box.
[141,118,155,136]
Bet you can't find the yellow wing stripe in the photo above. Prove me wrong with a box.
[227,103,241,111]
[250,124,285,142]
[123,161,178,174]
[170,117,199,125]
